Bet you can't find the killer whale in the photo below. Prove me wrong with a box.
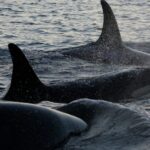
[3,43,150,103]
[58,99,150,150]
[0,101,87,150]
[59,0,150,65]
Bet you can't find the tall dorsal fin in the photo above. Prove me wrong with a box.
[8,43,40,83]
[3,43,45,103]
[96,0,122,47]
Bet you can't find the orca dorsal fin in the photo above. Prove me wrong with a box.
[8,43,41,85]
[96,0,122,47]
[3,43,44,103]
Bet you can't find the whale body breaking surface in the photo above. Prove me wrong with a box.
[3,43,150,104]
[0,0,150,150]
[0,102,87,150]
[58,99,150,150]
[58,0,150,66]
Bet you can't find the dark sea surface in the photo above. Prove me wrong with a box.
[0,0,150,149]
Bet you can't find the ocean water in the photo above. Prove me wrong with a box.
[0,0,149,49]
[0,0,150,149]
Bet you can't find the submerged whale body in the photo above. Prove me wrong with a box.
[0,102,87,150]
[3,43,150,103]
[60,0,150,66]
[58,99,150,150]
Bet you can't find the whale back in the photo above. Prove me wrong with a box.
[0,102,87,150]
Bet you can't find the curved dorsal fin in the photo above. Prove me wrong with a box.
[8,43,42,86]
[3,43,44,103]
[8,43,40,82]
[96,0,122,47]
